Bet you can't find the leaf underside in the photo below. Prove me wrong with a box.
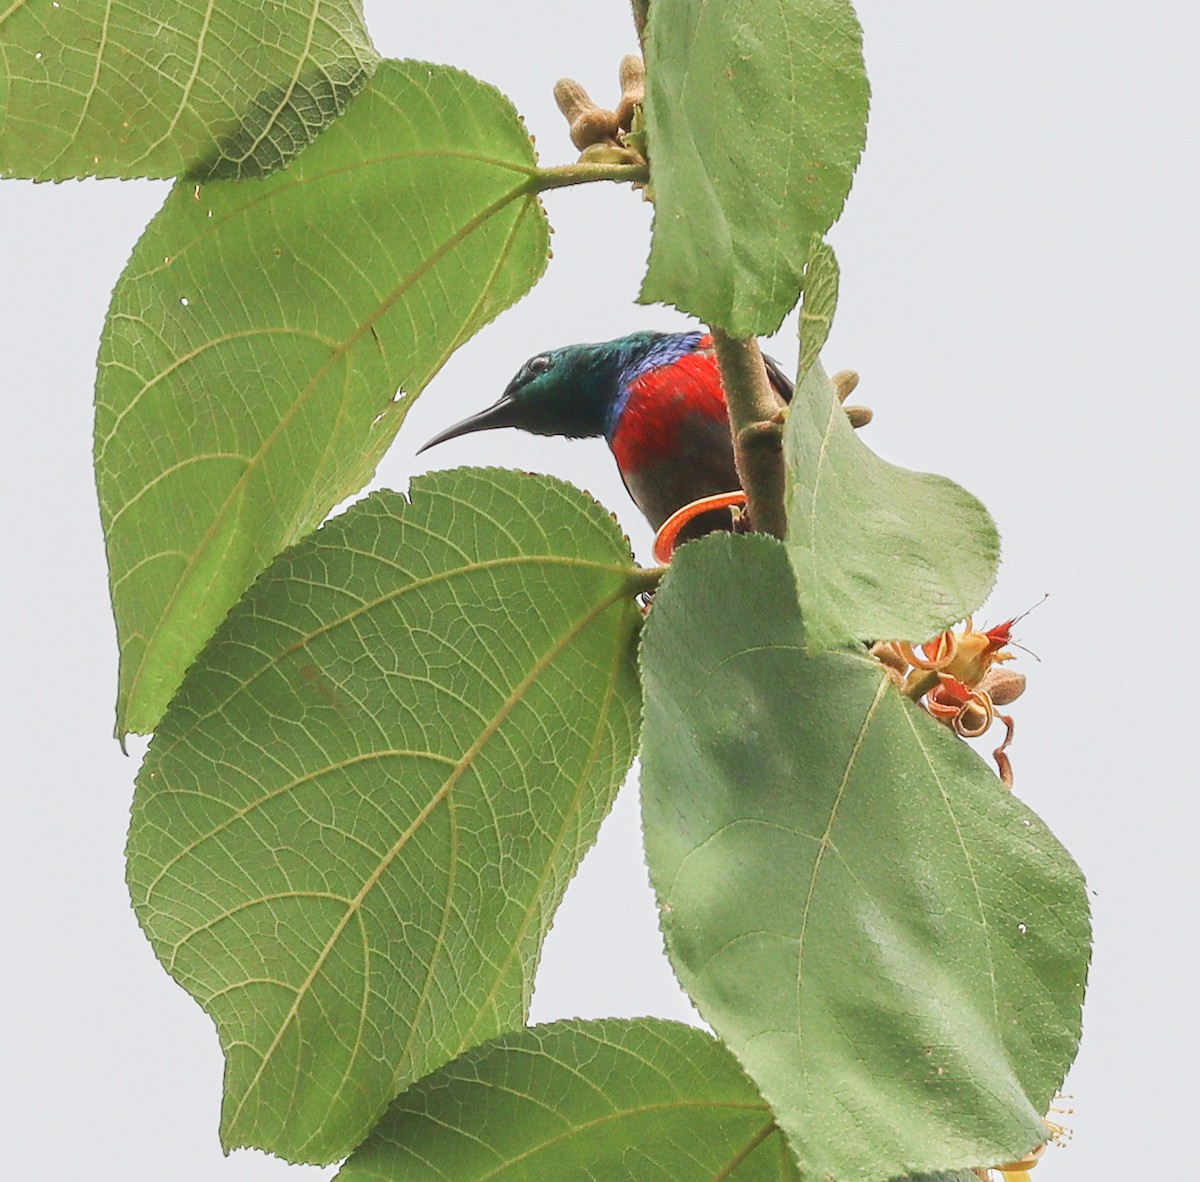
[639,534,1090,1182]
[126,469,643,1164]
[784,360,1001,652]
[798,239,840,382]
[0,0,378,179]
[95,59,549,736]
[337,1019,802,1182]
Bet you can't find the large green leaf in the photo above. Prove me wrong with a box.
[640,0,869,336]
[338,1014,977,1182]
[337,1019,801,1182]
[639,535,1090,1182]
[95,60,549,737]
[0,0,378,179]
[126,469,643,1165]
[784,359,1000,651]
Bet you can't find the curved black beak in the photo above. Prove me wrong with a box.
[418,396,524,454]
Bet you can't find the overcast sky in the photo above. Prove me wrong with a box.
[2,2,1197,1177]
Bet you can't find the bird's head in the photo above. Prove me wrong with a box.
[419,333,674,453]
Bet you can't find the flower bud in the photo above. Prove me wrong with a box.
[871,641,909,679]
[554,79,622,149]
[980,667,1026,706]
[576,109,622,149]
[553,77,595,122]
[831,369,860,402]
[615,54,646,129]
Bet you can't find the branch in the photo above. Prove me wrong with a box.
[711,329,788,541]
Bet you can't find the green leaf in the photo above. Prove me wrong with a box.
[0,0,378,179]
[798,239,840,382]
[126,469,643,1165]
[337,1019,800,1182]
[784,360,1000,651]
[639,535,1090,1182]
[640,0,869,336]
[95,60,549,737]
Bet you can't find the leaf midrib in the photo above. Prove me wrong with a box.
[112,180,537,730]
[218,579,634,1136]
[177,550,636,733]
[792,671,889,1079]
[461,1097,771,1182]
[450,604,633,1058]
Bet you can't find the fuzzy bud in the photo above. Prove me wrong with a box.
[831,369,860,403]
[870,641,909,688]
[554,78,621,150]
[979,667,1026,706]
[615,54,646,129]
[553,77,594,122]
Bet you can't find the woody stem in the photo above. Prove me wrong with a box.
[711,329,789,541]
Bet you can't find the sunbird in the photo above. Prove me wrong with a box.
[420,330,793,543]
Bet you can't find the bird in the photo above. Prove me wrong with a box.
[420,329,795,547]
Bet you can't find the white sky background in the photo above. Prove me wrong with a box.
[2,1,1196,1177]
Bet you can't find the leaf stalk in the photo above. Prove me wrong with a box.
[629,565,665,592]
[534,161,649,191]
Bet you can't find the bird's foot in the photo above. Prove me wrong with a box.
[652,491,748,564]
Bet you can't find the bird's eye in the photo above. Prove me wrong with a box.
[526,354,552,376]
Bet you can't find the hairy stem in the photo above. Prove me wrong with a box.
[534,161,649,191]
[711,1120,778,1182]
[904,669,940,701]
[711,329,789,541]
[631,0,649,47]
[628,565,665,594]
